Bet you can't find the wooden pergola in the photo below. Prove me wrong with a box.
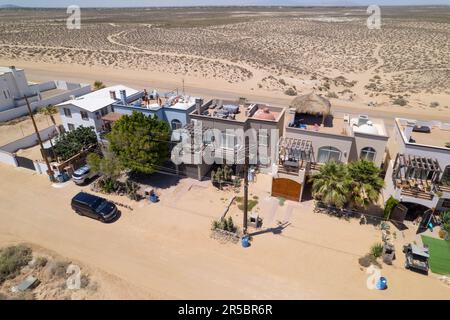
[393,153,442,191]
[278,137,313,169]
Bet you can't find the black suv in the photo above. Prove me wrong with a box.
[71,192,118,223]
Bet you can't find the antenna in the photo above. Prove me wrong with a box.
[182,78,185,96]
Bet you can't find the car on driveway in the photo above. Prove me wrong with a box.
[72,165,98,185]
[71,192,118,223]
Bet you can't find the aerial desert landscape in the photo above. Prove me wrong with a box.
[0,6,449,302]
[0,6,449,118]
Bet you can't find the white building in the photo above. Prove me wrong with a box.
[0,66,91,122]
[0,66,37,112]
[57,85,141,135]
[384,118,450,213]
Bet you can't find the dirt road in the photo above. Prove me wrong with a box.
[0,164,448,299]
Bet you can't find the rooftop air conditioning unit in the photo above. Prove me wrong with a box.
[358,115,369,127]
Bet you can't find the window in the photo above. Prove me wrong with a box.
[68,123,75,131]
[317,146,341,163]
[360,147,377,162]
[63,108,72,118]
[100,107,108,116]
[110,105,115,112]
[95,111,101,120]
[222,133,235,149]
[258,132,268,147]
[442,166,450,186]
[80,111,89,121]
[171,119,182,130]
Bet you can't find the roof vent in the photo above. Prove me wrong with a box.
[358,114,369,127]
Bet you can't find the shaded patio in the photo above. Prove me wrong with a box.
[392,153,442,195]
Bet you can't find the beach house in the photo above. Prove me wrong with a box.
[171,97,286,180]
[56,85,141,136]
[383,118,450,215]
[271,93,389,202]
[0,66,90,122]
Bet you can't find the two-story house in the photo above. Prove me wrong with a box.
[383,118,450,214]
[57,85,141,136]
[172,97,286,180]
[271,93,389,202]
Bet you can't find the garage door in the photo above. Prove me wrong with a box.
[272,178,301,202]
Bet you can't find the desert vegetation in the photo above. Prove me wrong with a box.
[0,7,449,102]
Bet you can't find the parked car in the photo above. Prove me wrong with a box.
[71,192,118,223]
[72,165,98,185]
[403,244,429,274]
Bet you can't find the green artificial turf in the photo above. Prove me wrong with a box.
[421,235,450,275]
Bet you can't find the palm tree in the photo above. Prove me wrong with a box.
[310,161,350,209]
[347,160,384,208]
[38,104,58,127]
[93,81,106,91]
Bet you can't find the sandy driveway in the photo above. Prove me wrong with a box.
[0,164,448,299]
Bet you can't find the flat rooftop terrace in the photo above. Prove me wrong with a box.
[287,112,387,137]
[193,99,284,123]
[400,121,450,149]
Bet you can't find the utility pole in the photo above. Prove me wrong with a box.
[24,95,55,182]
[243,136,249,235]
[182,78,185,96]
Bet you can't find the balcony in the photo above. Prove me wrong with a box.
[392,153,442,200]
[277,137,312,176]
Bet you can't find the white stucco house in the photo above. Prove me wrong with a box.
[0,66,91,122]
[56,85,141,136]
[383,118,450,213]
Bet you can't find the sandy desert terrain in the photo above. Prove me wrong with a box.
[0,164,449,300]
[0,6,449,117]
[0,6,449,300]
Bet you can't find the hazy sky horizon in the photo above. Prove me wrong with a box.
[1,0,450,8]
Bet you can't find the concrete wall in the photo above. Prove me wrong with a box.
[0,82,91,122]
[0,126,57,153]
[114,104,164,120]
[0,150,18,166]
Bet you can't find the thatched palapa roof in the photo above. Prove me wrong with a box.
[290,93,331,115]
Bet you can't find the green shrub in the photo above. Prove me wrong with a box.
[370,243,383,259]
[278,197,286,206]
[237,199,258,212]
[212,217,236,233]
[393,97,408,106]
[384,196,399,220]
[0,245,32,284]
[326,91,338,99]
[284,87,297,96]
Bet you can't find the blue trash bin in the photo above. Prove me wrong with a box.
[376,277,387,290]
[149,193,159,203]
[241,235,250,248]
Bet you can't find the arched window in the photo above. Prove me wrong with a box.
[171,119,182,130]
[360,147,377,162]
[317,146,341,163]
[442,166,450,186]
